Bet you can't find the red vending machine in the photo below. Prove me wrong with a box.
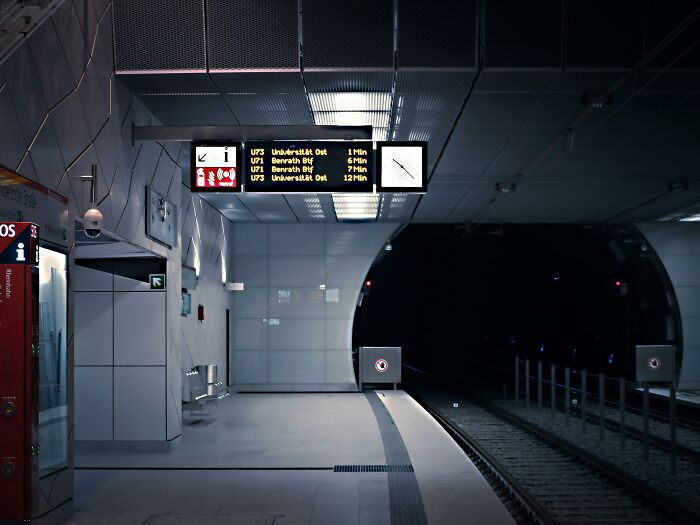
[0,222,40,523]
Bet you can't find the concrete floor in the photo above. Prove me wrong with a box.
[66,392,513,525]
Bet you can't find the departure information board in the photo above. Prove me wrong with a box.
[245,141,373,193]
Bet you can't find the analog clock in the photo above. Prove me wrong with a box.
[377,142,427,193]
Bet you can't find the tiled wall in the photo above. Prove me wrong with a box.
[231,223,398,391]
[637,223,700,389]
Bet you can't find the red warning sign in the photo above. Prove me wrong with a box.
[191,143,242,192]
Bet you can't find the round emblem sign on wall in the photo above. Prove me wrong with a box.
[375,359,389,373]
[647,356,661,371]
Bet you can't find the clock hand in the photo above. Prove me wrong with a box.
[392,158,415,179]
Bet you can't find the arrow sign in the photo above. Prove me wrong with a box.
[198,153,206,162]
[149,273,166,290]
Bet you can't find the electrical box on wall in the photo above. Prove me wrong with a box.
[146,186,177,248]
[198,304,205,321]
[635,345,676,384]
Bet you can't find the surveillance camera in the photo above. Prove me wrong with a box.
[83,207,103,238]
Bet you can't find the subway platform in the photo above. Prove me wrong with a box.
[68,391,514,525]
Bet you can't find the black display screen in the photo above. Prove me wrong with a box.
[244,141,374,193]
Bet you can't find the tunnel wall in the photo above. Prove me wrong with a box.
[637,223,700,389]
[231,223,398,391]
[0,1,237,446]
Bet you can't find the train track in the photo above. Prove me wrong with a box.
[408,382,700,524]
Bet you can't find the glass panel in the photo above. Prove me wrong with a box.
[38,247,68,475]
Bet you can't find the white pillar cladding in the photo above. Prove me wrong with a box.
[637,223,700,389]
[231,223,399,391]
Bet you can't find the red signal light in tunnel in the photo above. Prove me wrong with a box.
[615,281,621,287]
[365,279,373,288]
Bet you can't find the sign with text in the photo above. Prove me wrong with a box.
[245,141,374,193]
[0,168,68,248]
[191,142,242,193]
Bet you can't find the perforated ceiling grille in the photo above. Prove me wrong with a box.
[113,0,206,71]
[303,0,393,68]
[398,0,476,68]
[207,0,299,70]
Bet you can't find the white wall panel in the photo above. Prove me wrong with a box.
[74,292,113,366]
[74,367,113,441]
[269,350,325,383]
[114,292,166,366]
[269,288,326,319]
[269,224,325,255]
[73,265,113,292]
[269,319,326,351]
[231,223,398,390]
[325,288,359,319]
[233,288,269,319]
[114,367,166,441]
[114,274,153,292]
[326,256,373,287]
[232,256,268,286]
[234,319,268,350]
[269,257,326,287]
[233,223,268,255]
[233,351,268,384]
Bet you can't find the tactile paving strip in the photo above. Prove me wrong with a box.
[364,392,428,525]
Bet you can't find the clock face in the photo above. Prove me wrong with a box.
[377,142,427,192]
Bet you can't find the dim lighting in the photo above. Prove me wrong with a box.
[384,242,392,252]
[540,344,544,353]
[572,348,577,358]
[496,182,516,193]
[608,354,614,365]
[615,281,621,287]
[365,279,373,288]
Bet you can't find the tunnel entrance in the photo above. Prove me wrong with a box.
[353,224,679,389]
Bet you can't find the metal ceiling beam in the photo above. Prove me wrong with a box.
[132,125,372,143]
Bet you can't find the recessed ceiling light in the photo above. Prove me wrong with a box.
[314,111,390,127]
[332,194,379,221]
[308,92,391,112]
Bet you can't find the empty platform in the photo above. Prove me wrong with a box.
[68,391,514,525]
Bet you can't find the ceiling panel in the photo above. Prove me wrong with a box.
[200,194,258,222]
[398,0,476,68]
[207,0,298,70]
[485,0,562,68]
[113,0,206,72]
[237,194,297,222]
[303,0,393,69]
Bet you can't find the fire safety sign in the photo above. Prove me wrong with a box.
[191,142,242,193]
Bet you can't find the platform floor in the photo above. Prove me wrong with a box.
[67,391,514,525]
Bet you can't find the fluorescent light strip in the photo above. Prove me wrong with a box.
[303,196,325,219]
[332,194,380,221]
[308,92,391,112]
[680,213,700,222]
[314,111,390,128]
